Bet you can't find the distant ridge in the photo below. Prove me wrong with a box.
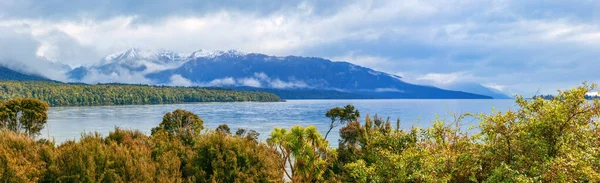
[0,66,52,81]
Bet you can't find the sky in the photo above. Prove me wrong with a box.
[0,0,599,96]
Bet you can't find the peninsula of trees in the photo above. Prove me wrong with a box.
[0,81,281,106]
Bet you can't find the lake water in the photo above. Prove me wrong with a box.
[41,99,517,144]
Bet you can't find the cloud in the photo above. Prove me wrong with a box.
[375,88,403,93]
[415,72,476,85]
[0,0,598,95]
[169,74,193,87]
[166,72,308,89]
[238,78,262,87]
[0,26,70,81]
[168,75,262,88]
[80,69,151,84]
[209,77,236,86]
[252,72,307,89]
[253,72,269,81]
[482,84,507,92]
[269,79,308,89]
[0,0,349,21]
[330,52,396,73]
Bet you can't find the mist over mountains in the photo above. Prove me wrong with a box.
[1,48,510,99]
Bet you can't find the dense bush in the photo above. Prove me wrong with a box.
[0,110,283,183]
[0,81,281,106]
[1,84,600,182]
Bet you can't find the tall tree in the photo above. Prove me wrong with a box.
[0,98,49,137]
[324,105,360,139]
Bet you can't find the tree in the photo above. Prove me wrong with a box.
[479,83,600,182]
[151,109,203,145]
[192,131,282,182]
[216,124,231,134]
[267,125,336,182]
[235,128,261,142]
[0,98,49,137]
[324,105,360,139]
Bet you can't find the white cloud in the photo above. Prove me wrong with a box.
[80,69,151,84]
[0,0,598,95]
[238,78,262,87]
[269,78,308,89]
[209,77,236,86]
[252,72,308,89]
[375,88,403,92]
[482,83,507,92]
[169,74,193,87]
[330,52,394,73]
[415,72,475,85]
[254,72,269,81]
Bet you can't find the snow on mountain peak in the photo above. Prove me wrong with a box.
[188,49,247,59]
[103,48,185,63]
[93,48,188,75]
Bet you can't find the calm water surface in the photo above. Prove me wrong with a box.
[42,99,517,144]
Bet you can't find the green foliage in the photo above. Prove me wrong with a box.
[53,129,156,182]
[478,83,600,182]
[0,81,281,106]
[191,131,282,183]
[216,124,232,134]
[3,83,600,182]
[0,109,283,182]
[0,98,49,137]
[324,104,360,139]
[152,109,204,145]
[267,125,338,182]
[330,84,600,182]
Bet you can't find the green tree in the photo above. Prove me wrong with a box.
[151,109,203,145]
[479,83,600,182]
[267,125,336,182]
[216,124,231,134]
[192,131,283,183]
[0,98,49,137]
[324,104,360,139]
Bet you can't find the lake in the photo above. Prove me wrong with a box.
[41,99,517,144]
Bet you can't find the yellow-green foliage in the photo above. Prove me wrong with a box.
[52,129,157,182]
[2,84,600,182]
[0,131,52,183]
[192,132,283,183]
[0,98,49,137]
[0,110,283,183]
[331,84,600,182]
[268,126,338,183]
[0,81,281,106]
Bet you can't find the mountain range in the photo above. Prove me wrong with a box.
[1,48,510,99]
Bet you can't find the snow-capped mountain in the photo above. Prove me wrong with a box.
[98,48,188,73]
[66,48,494,99]
[69,48,190,81]
[188,49,247,60]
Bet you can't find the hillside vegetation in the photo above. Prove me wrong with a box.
[0,66,50,81]
[1,84,600,182]
[0,81,281,106]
